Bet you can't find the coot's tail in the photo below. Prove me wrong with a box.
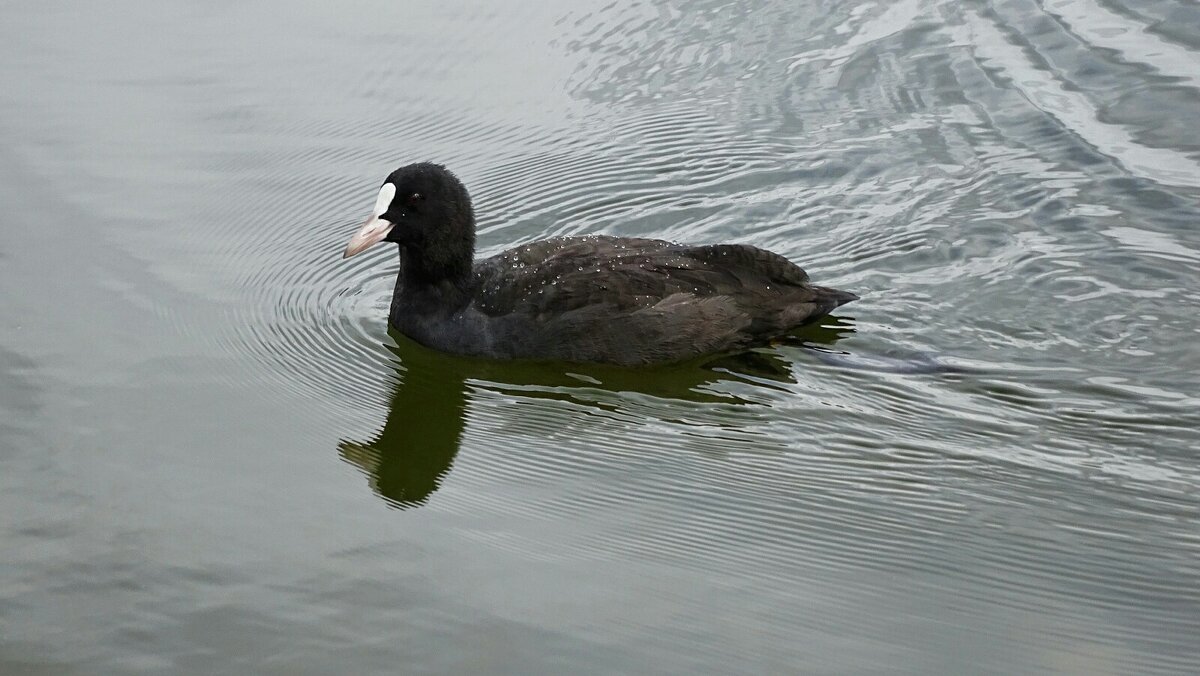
[815,286,859,310]
[782,286,859,329]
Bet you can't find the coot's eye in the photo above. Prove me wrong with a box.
[408,192,422,206]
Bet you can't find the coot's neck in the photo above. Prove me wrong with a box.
[392,245,475,316]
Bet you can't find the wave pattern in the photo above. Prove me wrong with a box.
[4,0,1198,672]
[193,1,1200,672]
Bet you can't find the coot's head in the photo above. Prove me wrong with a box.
[343,163,475,274]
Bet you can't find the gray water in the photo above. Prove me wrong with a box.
[3,0,1200,673]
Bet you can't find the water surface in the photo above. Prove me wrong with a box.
[2,0,1199,673]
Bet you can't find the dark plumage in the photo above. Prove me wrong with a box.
[343,162,858,366]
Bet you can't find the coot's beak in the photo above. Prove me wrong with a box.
[343,182,396,258]
[343,216,394,258]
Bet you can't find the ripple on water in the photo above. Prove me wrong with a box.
[131,1,1200,671]
[8,0,1200,671]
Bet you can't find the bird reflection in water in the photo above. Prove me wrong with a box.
[338,317,856,509]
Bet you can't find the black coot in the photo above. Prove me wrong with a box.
[343,163,858,366]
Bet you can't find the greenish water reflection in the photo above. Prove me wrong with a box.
[340,320,855,508]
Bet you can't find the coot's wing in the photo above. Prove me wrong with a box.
[473,236,837,317]
[473,235,685,316]
[683,243,809,286]
[469,236,854,365]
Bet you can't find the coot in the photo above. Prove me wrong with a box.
[343,163,857,366]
